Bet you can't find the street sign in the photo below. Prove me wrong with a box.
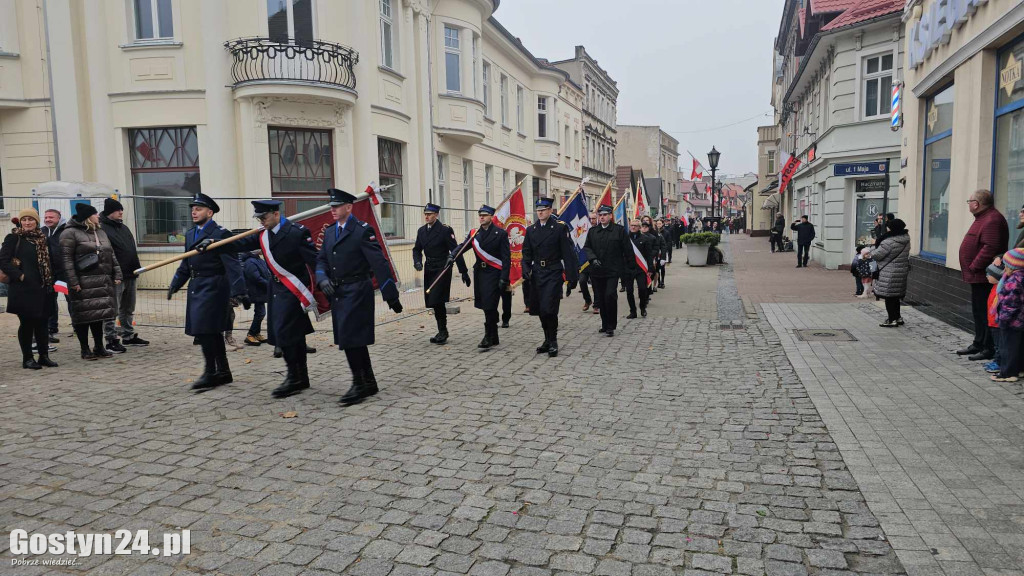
[833,162,888,177]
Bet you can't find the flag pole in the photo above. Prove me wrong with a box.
[132,191,372,276]
[556,177,590,217]
[493,178,527,218]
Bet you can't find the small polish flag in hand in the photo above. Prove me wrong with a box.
[54,280,68,295]
[365,181,381,206]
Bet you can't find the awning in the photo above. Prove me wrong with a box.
[761,192,782,211]
[759,180,779,196]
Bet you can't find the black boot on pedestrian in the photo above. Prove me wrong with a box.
[81,347,97,361]
[956,345,979,355]
[626,311,638,319]
[272,364,306,399]
[37,355,58,368]
[658,282,665,289]
[362,366,379,397]
[340,372,366,406]
[23,358,41,370]
[491,329,500,346]
[968,350,994,361]
[431,330,449,345]
[641,308,647,318]
[298,364,311,389]
[536,340,551,354]
[273,346,283,358]
[93,345,113,359]
[606,329,614,337]
[478,335,494,350]
[305,345,317,354]
[548,339,558,358]
[191,370,219,390]
[214,355,233,385]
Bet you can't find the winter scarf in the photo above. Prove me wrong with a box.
[12,226,53,288]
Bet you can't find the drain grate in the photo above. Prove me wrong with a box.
[794,328,857,342]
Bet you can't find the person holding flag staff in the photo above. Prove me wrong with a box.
[413,203,469,345]
[167,194,247,391]
[199,200,319,399]
[580,212,598,312]
[461,205,511,350]
[316,188,403,406]
[522,197,578,357]
[625,219,654,318]
[584,204,635,337]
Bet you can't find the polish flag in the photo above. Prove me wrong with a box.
[691,158,703,181]
[54,280,68,295]
[365,181,382,206]
[631,239,650,286]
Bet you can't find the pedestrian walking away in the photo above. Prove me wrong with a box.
[770,214,785,253]
[413,203,468,345]
[1,208,59,369]
[579,212,597,311]
[870,219,911,327]
[584,203,635,337]
[99,197,149,353]
[522,197,578,357]
[167,193,247,390]
[957,189,1008,360]
[461,204,511,350]
[315,188,403,406]
[791,214,815,267]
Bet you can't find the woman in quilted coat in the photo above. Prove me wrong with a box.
[870,218,911,327]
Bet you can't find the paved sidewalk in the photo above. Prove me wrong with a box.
[762,303,1024,576]
[730,235,859,306]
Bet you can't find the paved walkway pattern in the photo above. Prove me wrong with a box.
[0,240,907,575]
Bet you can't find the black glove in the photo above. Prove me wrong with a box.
[498,279,509,291]
[414,262,423,272]
[243,300,252,310]
[591,259,602,269]
[236,295,251,308]
[388,298,403,313]
[317,278,335,298]
[194,238,216,253]
[462,272,471,287]
[445,255,455,269]
[166,285,178,300]
[566,280,578,297]
[523,268,533,282]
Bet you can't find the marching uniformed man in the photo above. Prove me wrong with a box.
[167,193,247,391]
[413,203,468,345]
[522,197,578,357]
[461,205,510,349]
[315,188,403,406]
[206,200,319,398]
[583,204,635,337]
[625,219,653,319]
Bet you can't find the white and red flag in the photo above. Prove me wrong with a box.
[631,239,651,287]
[53,280,68,295]
[493,184,527,285]
[596,179,613,210]
[364,181,382,205]
[634,177,648,218]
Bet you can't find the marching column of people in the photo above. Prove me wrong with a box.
[413,203,468,345]
[461,205,511,350]
[584,203,635,337]
[521,198,577,357]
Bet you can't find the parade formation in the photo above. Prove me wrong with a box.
[153,179,678,405]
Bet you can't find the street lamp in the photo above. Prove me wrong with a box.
[707,146,720,219]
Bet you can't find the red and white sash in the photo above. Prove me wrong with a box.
[472,232,503,270]
[631,239,651,285]
[259,229,316,312]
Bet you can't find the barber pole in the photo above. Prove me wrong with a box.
[891,82,902,132]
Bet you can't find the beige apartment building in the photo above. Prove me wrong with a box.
[615,125,679,215]
[753,123,781,235]
[0,0,585,288]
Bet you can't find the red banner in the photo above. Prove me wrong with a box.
[778,156,801,197]
[493,187,527,285]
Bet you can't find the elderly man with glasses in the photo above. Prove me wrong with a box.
[957,190,1009,361]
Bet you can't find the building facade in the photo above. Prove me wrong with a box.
[754,123,781,235]
[0,0,595,289]
[775,0,904,269]
[615,125,679,216]
[900,0,1024,330]
[551,46,618,203]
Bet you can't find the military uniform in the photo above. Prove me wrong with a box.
[315,188,402,406]
[229,201,319,398]
[465,205,510,349]
[168,193,246,390]
[625,229,654,317]
[413,203,467,344]
[522,199,578,357]
[583,205,635,336]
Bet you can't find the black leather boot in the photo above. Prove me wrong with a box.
[362,365,379,397]
[23,358,41,370]
[548,338,558,358]
[478,335,493,349]
[340,370,366,406]
[191,356,219,391]
[37,355,58,368]
[272,362,306,398]
[213,354,232,385]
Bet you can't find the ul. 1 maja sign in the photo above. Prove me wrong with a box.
[834,162,888,177]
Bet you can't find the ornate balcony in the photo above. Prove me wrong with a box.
[224,37,358,95]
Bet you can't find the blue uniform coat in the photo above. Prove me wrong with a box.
[413,221,467,308]
[466,224,510,311]
[169,220,245,336]
[315,215,399,349]
[522,218,578,317]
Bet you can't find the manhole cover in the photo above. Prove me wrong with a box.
[794,328,857,342]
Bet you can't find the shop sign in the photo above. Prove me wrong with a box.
[908,0,989,70]
[856,179,888,192]
[1002,52,1022,98]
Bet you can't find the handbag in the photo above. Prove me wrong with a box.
[74,231,101,272]
[0,237,22,284]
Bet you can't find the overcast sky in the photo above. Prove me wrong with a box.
[494,0,783,178]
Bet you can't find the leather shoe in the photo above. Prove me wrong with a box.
[968,350,994,361]
[501,321,510,328]
[271,381,308,398]
[339,383,365,406]
[598,327,606,334]
[641,309,647,318]
[536,341,551,354]
[23,359,41,370]
[582,303,590,311]
[191,371,222,391]
[478,336,493,349]
[956,345,980,356]
[626,312,637,319]
[606,330,614,337]
[362,367,379,397]
[37,356,58,368]
[547,341,558,357]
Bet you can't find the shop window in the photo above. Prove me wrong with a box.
[269,127,333,215]
[377,137,404,237]
[267,0,314,45]
[863,53,894,118]
[130,127,201,245]
[921,85,954,260]
[444,25,460,93]
[995,40,1024,238]
[133,0,173,40]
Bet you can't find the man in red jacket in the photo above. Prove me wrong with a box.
[958,189,1008,360]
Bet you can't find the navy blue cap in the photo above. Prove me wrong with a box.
[478,204,496,216]
[328,188,357,206]
[535,197,554,209]
[423,203,441,214]
[252,199,282,216]
[189,193,220,213]
[597,204,613,215]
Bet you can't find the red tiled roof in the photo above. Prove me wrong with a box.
[821,0,904,31]
[809,0,856,14]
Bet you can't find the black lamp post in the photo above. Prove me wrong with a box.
[707,146,720,219]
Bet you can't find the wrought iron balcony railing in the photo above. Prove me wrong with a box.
[224,37,358,91]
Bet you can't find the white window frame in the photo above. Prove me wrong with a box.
[860,48,896,120]
[437,153,448,207]
[444,24,461,93]
[767,150,776,174]
[564,125,570,158]
[500,74,509,126]
[537,96,548,139]
[482,61,492,118]
[379,0,396,70]
[463,160,473,229]
[503,169,511,197]
[266,0,316,44]
[516,85,525,133]
[472,36,479,100]
[485,165,493,206]
[131,0,174,41]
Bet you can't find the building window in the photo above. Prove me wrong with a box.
[379,0,395,70]
[767,150,776,174]
[463,160,473,229]
[129,126,200,245]
[921,84,954,259]
[575,130,580,159]
[564,125,570,158]
[472,36,479,99]
[444,25,460,93]
[436,153,448,208]
[377,138,404,237]
[485,165,493,206]
[863,52,894,118]
[996,39,1024,238]
[267,0,314,44]
[500,75,509,125]
[482,62,491,117]
[503,169,510,197]
[133,0,173,40]
[516,85,525,132]
[269,127,333,215]
[537,96,548,138]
